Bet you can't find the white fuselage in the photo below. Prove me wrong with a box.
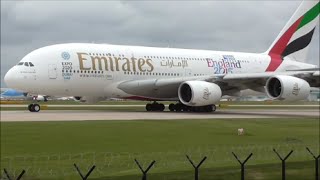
[4,43,317,100]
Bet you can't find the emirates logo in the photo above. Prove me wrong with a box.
[203,88,211,100]
[292,83,300,96]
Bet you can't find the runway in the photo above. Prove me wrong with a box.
[1,104,320,107]
[1,109,319,122]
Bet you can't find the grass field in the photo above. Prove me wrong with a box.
[1,118,319,179]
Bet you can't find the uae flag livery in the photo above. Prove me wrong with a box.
[266,1,319,72]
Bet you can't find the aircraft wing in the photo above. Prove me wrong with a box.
[117,76,222,99]
[220,70,320,94]
[117,70,320,99]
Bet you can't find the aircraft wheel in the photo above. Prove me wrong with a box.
[175,104,182,112]
[185,105,192,112]
[169,103,175,112]
[212,105,217,112]
[181,105,189,112]
[201,106,205,112]
[33,104,41,112]
[146,103,152,111]
[159,103,165,111]
[152,103,160,111]
[193,107,200,112]
[28,104,33,112]
[205,105,213,112]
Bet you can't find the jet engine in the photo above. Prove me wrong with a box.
[73,96,103,103]
[178,81,222,106]
[73,96,84,102]
[33,95,48,102]
[266,75,310,101]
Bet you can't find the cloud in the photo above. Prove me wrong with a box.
[1,1,319,87]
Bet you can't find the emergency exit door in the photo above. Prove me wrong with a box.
[48,64,57,79]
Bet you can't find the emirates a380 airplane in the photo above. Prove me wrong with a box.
[4,1,320,112]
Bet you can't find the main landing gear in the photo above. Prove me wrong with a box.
[169,103,216,112]
[145,102,216,112]
[146,102,165,111]
[28,103,40,112]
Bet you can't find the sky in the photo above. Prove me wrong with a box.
[1,1,319,87]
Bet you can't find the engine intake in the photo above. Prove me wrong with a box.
[178,81,222,106]
[266,75,310,101]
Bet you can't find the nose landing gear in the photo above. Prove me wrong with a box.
[28,103,41,112]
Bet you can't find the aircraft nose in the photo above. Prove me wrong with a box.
[4,68,18,88]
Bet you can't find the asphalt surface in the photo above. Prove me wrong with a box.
[1,109,319,122]
[1,104,319,107]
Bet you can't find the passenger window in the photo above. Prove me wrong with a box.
[24,62,29,66]
[29,62,34,67]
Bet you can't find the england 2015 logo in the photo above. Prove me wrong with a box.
[61,52,70,60]
[206,55,242,74]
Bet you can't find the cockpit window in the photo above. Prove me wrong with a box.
[29,62,34,67]
[24,62,29,66]
[17,62,24,66]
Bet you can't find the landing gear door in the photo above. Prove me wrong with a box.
[48,64,57,79]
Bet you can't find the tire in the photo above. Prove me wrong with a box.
[151,104,157,111]
[181,105,188,112]
[169,104,175,112]
[206,105,213,112]
[30,104,35,112]
[28,104,33,112]
[160,104,165,111]
[199,106,206,112]
[212,105,217,112]
[175,104,182,112]
[146,104,152,111]
[33,104,41,112]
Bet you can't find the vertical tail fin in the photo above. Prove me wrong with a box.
[265,1,319,71]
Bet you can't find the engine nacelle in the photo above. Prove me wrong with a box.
[178,81,222,106]
[73,96,84,102]
[33,95,48,102]
[73,96,102,103]
[266,75,310,101]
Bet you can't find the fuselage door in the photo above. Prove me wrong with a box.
[48,64,57,79]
